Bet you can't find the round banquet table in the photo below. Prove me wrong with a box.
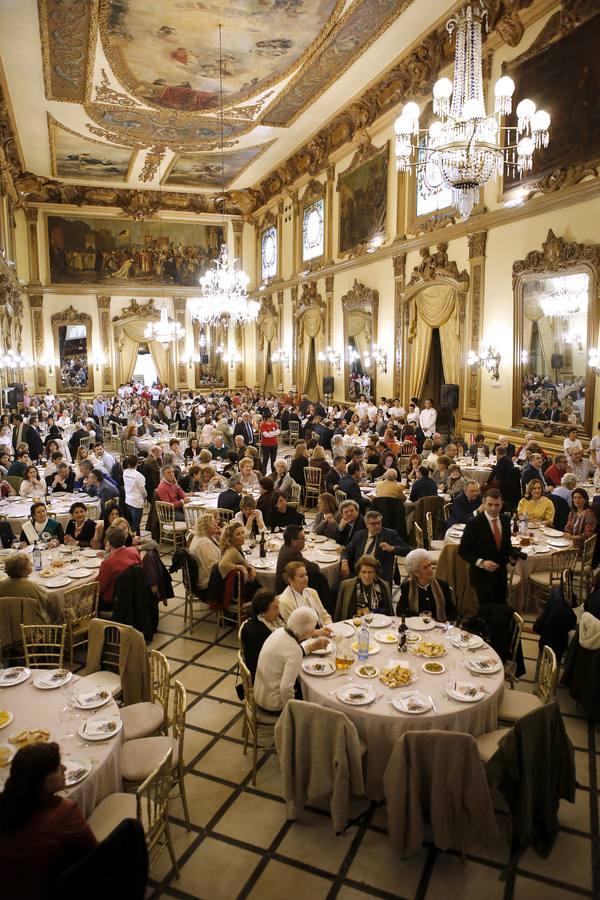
[455,458,494,485]
[0,670,122,817]
[300,623,504,799]
[245,533,341,593]
[0,494,101,537]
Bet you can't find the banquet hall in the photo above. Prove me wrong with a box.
[0,0,598,898]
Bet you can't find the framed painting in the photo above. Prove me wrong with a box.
[47,215,224,286]
[503,11,600,193]
[337,143,388,256]
[49,116,134,182]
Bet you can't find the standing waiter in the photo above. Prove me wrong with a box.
[259,413,279,475]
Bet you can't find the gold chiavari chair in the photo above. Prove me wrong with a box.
[21,624,65,669]
[238,651,277,785]
[62,581,99,667]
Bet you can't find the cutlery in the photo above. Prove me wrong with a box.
[429,694,438,714]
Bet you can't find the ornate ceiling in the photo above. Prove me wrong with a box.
[0,0,453,195]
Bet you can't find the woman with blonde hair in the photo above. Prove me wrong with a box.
[278,560,332,629]
[309,444,331,482]
[218,521,257,584]
[234,494,266,538]
[289,442,309,487]
[517,478,554,526]
[238,457,260,490]
[189,512,221,591]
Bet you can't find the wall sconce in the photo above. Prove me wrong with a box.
[90,352,107,371]
[222,350,242,371]
[2,351,33,372]
[370,343,387,373]
[588,348,600,375]
[183,351,201,369]
[40,353,55,375]
[318,346,341,373]
[366,234,385,254]
[468,346,501,382]
[520,349,529,365]
[271,348,290,369]
[347,345,386,374]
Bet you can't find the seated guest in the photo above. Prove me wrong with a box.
[309,445,331,484]
[207,434,228,460]
[45,461,75,494]
[445,480,482,529]
[313,492,339,539]
[64,501,96,547]
[432,455,450,490]
[154,464,188,520]
[256,477,275,518]
[338,461,368,511]
[179,464,203,493]
[218,521,257,585]
[217,474,243,514]
[0,553,49,605]
[278,560,332,628]
[254,607,319,713]
[240,591,286,681]
[486,447,521,512]
[405,453,422,484]
[0,472,15,498]
[409,465,438,502]
[521,452,547,493]
[275,525,321,594]
[289,443,309,487]
[544,453,569,488]
[89,443,116,477]
[8,449,29,477]
[19,501,64,547]
[563,427,582,457]
[324,454,347,494]
[267,491,303,530]
[272,458,294,498]
[91,501,120,550]
[569,448,594,483]
[97,526,141,610]
[234,494,267,538]
[335,554,394,620]
[0,742,97,900]
[168,438,186,468]
[85,469,120,514]
[375,468,406,500]
[469,433,490,456]
[517,478,555,526]
[553,472,577,506]
[340,509,408,584]
[184,437,202,463]
[564,488,597,549]
[238,457,260,491]
[370,450,401,481]
[19,464,47,499]
[397,549,455,621]
[245,444,264,475]
[492,435,516,459]
[189,513,221,593]
[335,499,365,546]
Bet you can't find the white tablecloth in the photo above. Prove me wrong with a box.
[0,670,122,817]
[0,495,101,537]
[301,625,504,799]
[246,534,341,593]
[456,459,494,485]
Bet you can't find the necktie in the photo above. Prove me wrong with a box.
[247,423,252,443]
[491,517,501,550]
[364,535,377,556]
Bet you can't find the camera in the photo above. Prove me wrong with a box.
[508,549,528,563]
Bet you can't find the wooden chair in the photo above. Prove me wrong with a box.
[528,547,578,609]
[21,624,65,669]
[498,645,557,723]
[399,441,415,457]
[5,475,22,493]
[87,747,179,876]
[155,501,187,553]
[183,503,204,537]
[174,430,188,445]
[505,611,524,689]
[121,680,190,830]
[507,566,522,609]
[120,649,170,742]
[276,418,288,444]
[443,502,452,522]
[62,581,99,667]
[238,651,277,785]
[425,510,445,551]
[289,421,300,446]
[181,553,204,630]
[414,522,424,549]
[78,435,92,451]
[121,439,137,457]
[303,466,322,508]
[287,482,302,509]
[572,534,597,603]
[215,507,235,525]
[334,488,347,506]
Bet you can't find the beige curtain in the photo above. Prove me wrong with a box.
[148,341,170,385]
[409,315,432,399]
[118,333,139,384]
[410,284,459,394]
[261,316,277,393]
[117,319,172,385]
[299,307,322,399]
[439,312,461,385]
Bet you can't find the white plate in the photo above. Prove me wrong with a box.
[351,641,380,656]
[541,527,564,538]
[68,568,92,578]
[78,717,122,741]
[310,642,333,656]
[392,691,432,714]
[301,660,336,676]
[74,688,112,710]
[81,548,99,558]
[33,669,72,690]
[312,551,339,564]
[45,576,73,587]
[466,655,502,675]
[321,540,340,551]
[421,662,446,675]
[337,685,376,706]
[0,667,31,687]
[0,711,14,730]
[547,539,572,549]
[329,622,355,638]
[446,680,485,703]
[251,558,271,569]
[451,633,484,651]
[81,558,102,569]
[355,664,380,679]
[63,756,92,787]
[366,614,392,629]
[310,534,328,544]
[0,742,15,769]
[405,617,436,631]
[374,631,399,645]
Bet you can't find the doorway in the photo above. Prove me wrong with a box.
[421,328,445,408]
[133,345,158,387]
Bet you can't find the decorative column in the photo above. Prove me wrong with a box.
[392,254,407,401]
[192,321,201,389]
[277,289,284,390]
[462,230,488,433]
[234,323,244,387]
[290,190,299,275]
[326,165,334,262]
[231,219,244,265]
[29,294,46,389]
[25,208,41,285]
[173,297,187,388]
[291,284,298,391]
[96,296,113,392]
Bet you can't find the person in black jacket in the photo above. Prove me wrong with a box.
[445,481,482,529]
[241,590,286,681]
[233,412,255,446]
[267,492,303,530]
[11,415,44,461]
[409,466,438,502]
[486,447,522,512]
[338,462,368,512]
[334,500,365,546]
[340,510,409,584]
[458,489,513,607]
[533,577,577,664]
[45,462,75,494]
[217,475,243,514]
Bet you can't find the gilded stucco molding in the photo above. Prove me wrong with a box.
[37,0,98,104]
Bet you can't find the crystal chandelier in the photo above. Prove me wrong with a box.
[538,274,588,320]
[394,1,550,220]
[144,300,184,348]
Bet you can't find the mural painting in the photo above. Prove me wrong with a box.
[337,145,388,255]
[165,144,271,188]
[50,120,133,181]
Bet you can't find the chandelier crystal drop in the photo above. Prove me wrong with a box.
[144,301,184,348]
[190,246,258,326]
[394,1,550,220]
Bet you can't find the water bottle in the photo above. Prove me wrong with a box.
[357,620,370,662]
[33,541,42,572]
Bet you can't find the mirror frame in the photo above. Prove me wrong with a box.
[512,229,600,438]
[51,304,92,392]
[341,279,379,403]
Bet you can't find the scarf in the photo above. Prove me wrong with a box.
[22,517,59,545]
[355,578,384,613]
[407,576,447,622]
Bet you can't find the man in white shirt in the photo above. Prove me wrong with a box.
[419,399,437,437]
[563,427,582,458]
[122,454,147,534]
[406,401,420,425]
[90,443,116,477]
[355,394,369,419]
[569,448,593,483]
[366,401,378,423]
[389,400,405,420]
[589,422,600,466]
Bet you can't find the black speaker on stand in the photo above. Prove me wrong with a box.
[7,383,24,406]
[322,376,334,396]
[440,383,459,410]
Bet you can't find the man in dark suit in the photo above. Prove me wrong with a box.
[409,466,438,502]
[445,481,482,529]
[313,418,333,451]
[458,489,514,607]
[314,401,327,418]
[274,524,323,595]
[68,419,89,458]
[217,475,243,514]
[521,452,547,493]
[486,448,522,512]
[325,455,346,494]
[340,510,409,584]
[299,394,311,415]
[338,462,368,512]
[233,412,255,447]
[12,414,44,460]
[334,500,365,546]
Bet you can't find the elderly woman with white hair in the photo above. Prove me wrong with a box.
[397,549,456,622]
[272,458,294,499]
[254,607,322,713]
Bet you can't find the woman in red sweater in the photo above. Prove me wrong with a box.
[259,412,280,475]
[0,742,97,899]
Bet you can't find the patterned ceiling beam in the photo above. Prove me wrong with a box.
[38,0,98,103]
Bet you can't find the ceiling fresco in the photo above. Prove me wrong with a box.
[164,143,276,189]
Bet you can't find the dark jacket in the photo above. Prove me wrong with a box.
[409,476,438,503]
[533,583,577,662]
[370,496,407,542]
[459,512,512,572]
[324,467,342,494]
[334,576,393,621]
[521,463,546,493]
[112,565,158,641]
[289,457,308,487]
[487,456,522,511]
[240,616,272,681]
[217,488,242,513]
[341,526,409,584]
[337,475,366,510]
[397,577,456,621]
[313,423,333,450]
[334,513,365,546]
[233,421,255,446]
[68,428,89,458]
[445,491,481,529]
[275,544,320,594]
[12,422,44,459]
[46,470,76,493]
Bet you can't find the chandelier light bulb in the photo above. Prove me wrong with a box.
[433,77,453,99]
[516,98,536,133]
[428,120,443,144]
[531,109,551,148]
[516,136,535,173]
[494,75,515,115]
[402,102,420,134]
[462,97,484,121]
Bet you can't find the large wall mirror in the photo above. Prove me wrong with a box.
[513,230,600,437]
[342,280,379,402]
[194,323,227,387]
[51,306,91,391]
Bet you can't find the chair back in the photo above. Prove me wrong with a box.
[5,475,22,492]
[79,436,92,451]
[0,595,47,649]
[506,611,524,686]
[155,501,176,526]
[288,482,302,507]
[414,522,424,549]
[536,645,558,703]
[63,581,99,628]
[100,625,122,673]
[549,547,578,584]
[86,502,101,521]
[304,466,322,489]
[334,488,347,506]
[183,504,204,534]
[175,430,188,445]
[21,624,66,669]
[171,680,187,765]
[149,649,170,715]
[238,650,257,739]
[414,495,444,546]
[215,507,235,524]
[289,421,300,445]
[425,511,434,547]
[135,747,174,855]
[562,567,574,604]
[122,439,137,456]
[399,441,415,457]
[581,534,596,568]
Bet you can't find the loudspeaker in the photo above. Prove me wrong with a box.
[7,383,24,404]
[322,376,334,395]
[551,353,564,370]
[440,383,459,409]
